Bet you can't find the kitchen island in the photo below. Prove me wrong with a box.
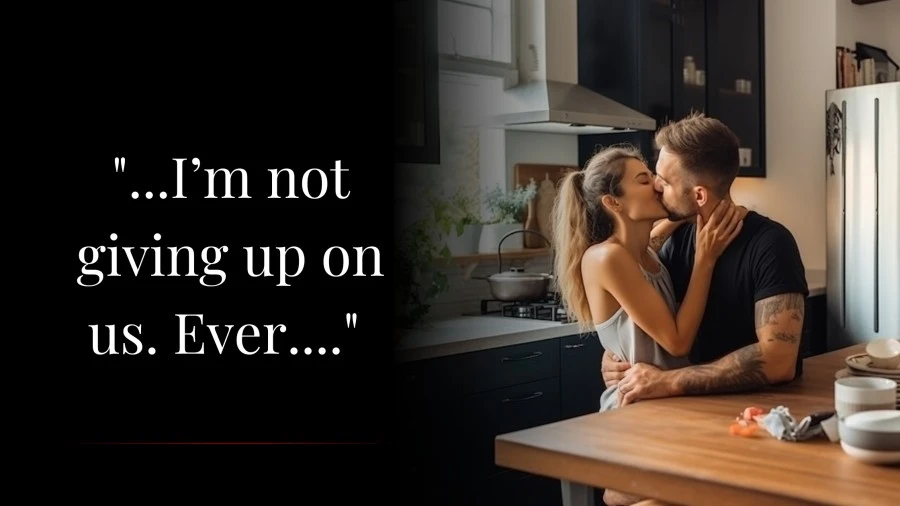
[494,343,900,506]
[393,269,828,504]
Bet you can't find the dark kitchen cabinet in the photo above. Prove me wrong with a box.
[801,294,827,358]
[577,0,766,178]
[560,332,606,419]
[393,333,606,506]
[394,0,440,165]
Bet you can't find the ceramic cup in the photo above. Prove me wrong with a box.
[866,338,900,369]
[835,377,897,418]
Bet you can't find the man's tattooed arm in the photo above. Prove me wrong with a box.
[668,292,805,395]
[649,219,686,252]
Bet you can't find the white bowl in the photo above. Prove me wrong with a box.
[834,377,897,418]
[840,441,900,465]
[839,410,900,452]
[866,338,900,369]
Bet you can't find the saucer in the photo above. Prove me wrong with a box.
[845,353,900,376]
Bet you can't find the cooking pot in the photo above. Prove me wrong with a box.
[479,229,554,302]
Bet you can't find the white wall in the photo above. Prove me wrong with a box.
[730,0,837,271]
[836,0,900,61]
[505,131,579,185]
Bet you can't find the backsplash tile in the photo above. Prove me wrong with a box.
[424,255,554,320]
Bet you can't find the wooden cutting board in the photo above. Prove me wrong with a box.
[513,163,580,248]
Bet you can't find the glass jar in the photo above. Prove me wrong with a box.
[683,56,696,84]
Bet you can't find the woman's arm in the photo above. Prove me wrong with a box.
[590,202,742,357]
[649,218,687,252]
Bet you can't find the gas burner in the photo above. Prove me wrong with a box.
[513,305,533,317]
[476,293,571,323]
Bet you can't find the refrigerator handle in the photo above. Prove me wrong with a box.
[841,100,847,329]
[874,97,879,334]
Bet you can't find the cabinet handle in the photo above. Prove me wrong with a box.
[873,97,879,334]
[840,99,847,329]
[501,351,542,362]
[502,391,544,403]
[564,343,585,349]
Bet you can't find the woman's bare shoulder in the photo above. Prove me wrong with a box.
[583,241,626,261]
[582,241,629,271]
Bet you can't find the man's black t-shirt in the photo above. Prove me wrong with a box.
[658,211,809,372]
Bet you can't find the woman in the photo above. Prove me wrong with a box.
[550,144,743,412]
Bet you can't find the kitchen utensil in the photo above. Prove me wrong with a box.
[523,184,541,248]
[514,163,578,252]
[866,338,900,369]
[536,173,558,243]
[834,377,897,418]
[478,229,554,302]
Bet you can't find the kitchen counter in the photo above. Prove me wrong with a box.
[395,269,827,363]
[394,316,584,363]
[807,268,826,296]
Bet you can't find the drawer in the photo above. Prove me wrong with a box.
[462,377,561,479]
[423,339,560,398]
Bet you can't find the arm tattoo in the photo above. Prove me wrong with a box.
[755,293,805,329]
[769,332,799,344]
[672,343,769,395]
[649,235,667,252]
[673,293,805,395]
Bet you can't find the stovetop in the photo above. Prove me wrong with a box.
[474,293,572,323]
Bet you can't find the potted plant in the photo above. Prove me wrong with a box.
[393,217,451,333]
[429,188,483,256]
[478,182,537,253]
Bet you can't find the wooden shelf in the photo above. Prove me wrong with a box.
[435,248,552,264]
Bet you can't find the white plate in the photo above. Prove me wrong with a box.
[845,354,900,376]
[841,441,900,465]
[843,368,900,380]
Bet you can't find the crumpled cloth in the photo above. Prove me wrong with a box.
[757,405,837,442]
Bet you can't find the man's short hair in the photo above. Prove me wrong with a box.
[655,111,741,197]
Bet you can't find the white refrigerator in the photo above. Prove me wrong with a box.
[825,82,900,351]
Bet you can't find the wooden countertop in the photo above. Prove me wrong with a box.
[495,344,900,506]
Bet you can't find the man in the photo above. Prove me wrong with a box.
[600,113,808,504]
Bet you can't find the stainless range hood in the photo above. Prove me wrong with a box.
[484,0,656,134]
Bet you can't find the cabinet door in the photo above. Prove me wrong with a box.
[672,0,708,120]
[394,0,440,164]
[707,0,765,177]
[577,0,674,170]
[803,295,827,357]
[560,333,606,420]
